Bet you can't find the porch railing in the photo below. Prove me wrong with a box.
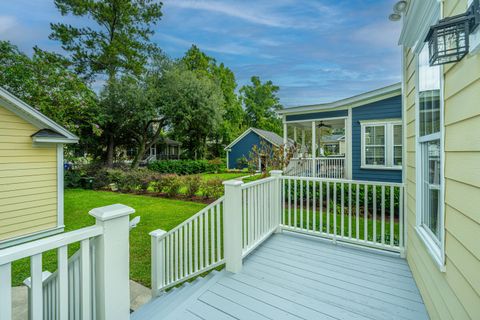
[286,157,345,179]
[280,176,404,253]
[150,171,405,296]
[0,204,134,320]
[150,197,225,296]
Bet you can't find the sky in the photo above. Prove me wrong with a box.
[0,0,402,107]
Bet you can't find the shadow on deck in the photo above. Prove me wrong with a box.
[132,232,428,320]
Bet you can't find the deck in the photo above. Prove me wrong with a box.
[132,232,428,320]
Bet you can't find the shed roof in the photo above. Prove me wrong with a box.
[225,127,292,150]
[0,87,78,143]
[320,134,345,143]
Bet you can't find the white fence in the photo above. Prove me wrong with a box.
[280,176,404,253]
[286,157,345,179]
[150,197,225,296]
[0,204,134,320]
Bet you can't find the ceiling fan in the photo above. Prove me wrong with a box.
[317,121,332,129]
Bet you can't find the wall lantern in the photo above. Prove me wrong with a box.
[426,0,480,66]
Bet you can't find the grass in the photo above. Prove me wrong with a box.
[11,189,206,287]
[200,172,247,181]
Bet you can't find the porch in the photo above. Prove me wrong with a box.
[283,117,349,179]
[133,232,428,320]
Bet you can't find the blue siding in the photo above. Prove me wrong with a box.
[228,131,272,169]
[286,109,348,122]
[351,95,403,183]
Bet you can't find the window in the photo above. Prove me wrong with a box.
[361,121,402,169]
[416,43,444,267]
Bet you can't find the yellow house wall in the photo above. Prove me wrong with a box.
[0,103,58,243]
[403,0,480,318]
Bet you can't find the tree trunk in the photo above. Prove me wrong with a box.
[131,142,146,169]
[106,134,115,168]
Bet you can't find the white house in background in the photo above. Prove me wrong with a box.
[320,134,346,155]
[0,87,78,248]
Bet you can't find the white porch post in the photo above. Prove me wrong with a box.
[223,180,244,273]
[311,121,316,177]
[293,127,297,142]
[89,204,135,320]
[346,111,352,179]
[270,170,283,233]
[301,130,305,149]
[150,229,167,297]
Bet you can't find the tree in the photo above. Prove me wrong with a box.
[181,46,245,157]
[99,75,165,168]
[50,0,163,166]
[158,65,225,159]
[240,76,283,134]
[0,41,99,152]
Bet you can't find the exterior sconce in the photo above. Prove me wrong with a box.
[426,0,480,66]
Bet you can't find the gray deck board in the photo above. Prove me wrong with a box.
[132,233,429,320]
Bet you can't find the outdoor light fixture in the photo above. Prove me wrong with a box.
[388,1,408,22]
[389,13,402,21]
[393,1,408,13]
[426,0,480,66]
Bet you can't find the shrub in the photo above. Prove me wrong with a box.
[184,175,202,197]
[148,159,224,175]
[153,174,182,197]
[64,169,82,188]
[201,178,224,199]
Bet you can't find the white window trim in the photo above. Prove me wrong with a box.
[360,120,403,170]
[414,42,446,272]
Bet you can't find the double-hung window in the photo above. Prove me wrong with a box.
[416,43,444,267]
[361,121,402,169]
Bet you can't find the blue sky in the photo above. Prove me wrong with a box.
[0,0,401,107]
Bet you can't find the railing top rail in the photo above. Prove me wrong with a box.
[281,175,404,188]
[0,225,103,265]
[240,176,276,189]
[156,196,225,238]
[291,156,345,160]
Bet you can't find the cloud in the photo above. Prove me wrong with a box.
[0,16,17,34]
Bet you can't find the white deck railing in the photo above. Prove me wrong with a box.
[241,177,280,257]
[150,197,225,295]
[280,176,404,253]
[0,204,134,320]
[286,157,345,179]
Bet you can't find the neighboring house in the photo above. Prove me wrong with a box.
[148,138,182,161]
[0,87,78,248]
[398,0,480,318]
[224,127,290,170]
[279,83,403,182]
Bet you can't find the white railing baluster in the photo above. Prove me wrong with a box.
[31,254,43,320]
[326,181,330,234]
[320,181,323,233]
[300,179,304,229]
[0,263,12,320]
[364,184,368,242]
[373,185,377,244]
[179,228,184,279]
[306,181,310,231]
[333,182,337,238]
[390,186,395,246]
[205,211,209,267]
[356,183,360,240]
[294,179,297,229]
[341,183,344,237]
[210,209,215,265]
[288,179,292,227]
[312,181,316,232]
[199,214,204,270]
[400,187,404,252]
[80,239,91,320]
[348,183,352,238]
[381,186,386,245]
[184,225,188,278]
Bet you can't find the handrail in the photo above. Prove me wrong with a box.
[0,225,103,265]
[160,196,225,238]
[281,175,404,188]
[240,176,275,189]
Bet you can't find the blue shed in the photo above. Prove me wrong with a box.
[225,128,287,170]
[278,83,403,183]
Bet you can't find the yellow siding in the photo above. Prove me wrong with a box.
[0,104,58,243]
[403,1,480,318]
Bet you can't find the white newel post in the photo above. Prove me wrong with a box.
[150,229,167,297]
[223,180,244,273]
[89,204,135,320]
[270,170,283,233]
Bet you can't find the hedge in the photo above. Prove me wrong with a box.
[147,159,225,175]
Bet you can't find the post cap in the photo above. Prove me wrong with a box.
[269,170,283,177]
[222,179,244,186]
[89,204,135,221]
[149,229,168,238]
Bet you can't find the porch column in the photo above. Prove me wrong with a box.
[311,121,316,177]
[223,180,244,273]
[301,130,305,150]
[293,127,297,142]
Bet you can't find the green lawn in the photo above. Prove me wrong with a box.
[12,189,206,287]
[200,172,247,181]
